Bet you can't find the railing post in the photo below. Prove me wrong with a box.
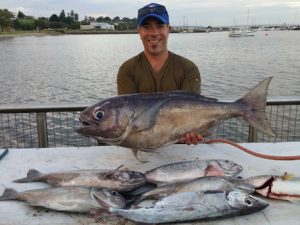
[248,126,258,142]
[36,112,48,148]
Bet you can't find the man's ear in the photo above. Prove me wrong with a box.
[168,25,172,32]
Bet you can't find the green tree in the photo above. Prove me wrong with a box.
[17,11,25,19]
[74,13,79,21]
[0,9,14,32]
[59,10,65,20]
[103,16,111,23]
[49,14,59,22]
[70,10,74,18]
[96,16,104,22]
[34,17,49,30]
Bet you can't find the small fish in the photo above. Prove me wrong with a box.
[136,176,255,202]
[76,77,275,161]
[0,187,125,213]
[13,168,146,192]
[103,191,269,223]
[144,159,243,185]
[245,173,300,201]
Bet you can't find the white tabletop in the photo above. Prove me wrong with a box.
[0,142,299,225]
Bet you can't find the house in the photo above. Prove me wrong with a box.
[80,22,115,30]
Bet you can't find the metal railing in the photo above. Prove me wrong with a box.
[0,96,299,149]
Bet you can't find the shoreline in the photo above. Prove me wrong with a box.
[0,30,139,38]
[0,31,64,38]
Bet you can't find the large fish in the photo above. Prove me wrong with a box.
[136,176,255,202]
[13,168,146,192]
[96,190,268,223]
[144,159,243,185]
[76,77,275,160]
[0,187,125,213]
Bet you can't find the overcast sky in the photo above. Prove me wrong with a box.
[1,0,299,26]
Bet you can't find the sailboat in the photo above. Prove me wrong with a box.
[228,26,255,37]
[229,9,255,37]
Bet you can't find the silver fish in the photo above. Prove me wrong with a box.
[105,191,269,223]
[137,176,255,202]
[76,77,275,160]
[13,168,146,192]
[245,174,300,201]
[145,159,243,185]
[0,187,125,213]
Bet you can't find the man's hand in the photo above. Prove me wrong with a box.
[179,132,203,145]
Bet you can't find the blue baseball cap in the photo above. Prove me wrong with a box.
[137,3,169,27]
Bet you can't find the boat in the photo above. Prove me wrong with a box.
[228,27,255,37]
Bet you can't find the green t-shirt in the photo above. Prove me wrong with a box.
[117,51,201,95]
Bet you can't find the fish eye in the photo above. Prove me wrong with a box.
[111,191,118,196]
[94,110,105,120]
[245,198,253,206]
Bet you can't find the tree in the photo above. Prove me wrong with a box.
[70,10,74,18]
[0,9,14,32]
[17,11,25,19]
[49,14,59,22]
[74,13,79,21]
[112,16,120,22]
[34,17,49,30]
[59,10,65,20]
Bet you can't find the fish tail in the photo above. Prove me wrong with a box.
[236,77,276,137]
[0,188,18,200]
[13,169,42,183]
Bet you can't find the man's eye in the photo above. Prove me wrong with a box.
[157,24,165,29]
[142,24,151,29]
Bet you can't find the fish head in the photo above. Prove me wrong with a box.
[227,191,269,215]
[111,170,147,191]
[211,160,243,176]
[76,97,135,143]
[91,187,126,209]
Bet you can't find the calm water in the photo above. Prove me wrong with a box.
[0,31,299,105]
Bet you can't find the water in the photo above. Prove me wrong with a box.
[0,31,300,105]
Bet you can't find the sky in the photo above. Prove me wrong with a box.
[1,0,300,26]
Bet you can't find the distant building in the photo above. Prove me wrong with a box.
[80,22,115,30]
[92,22,114,30]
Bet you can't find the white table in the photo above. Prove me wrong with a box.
[0,142,299,225]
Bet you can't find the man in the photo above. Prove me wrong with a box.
[117,3,202,144]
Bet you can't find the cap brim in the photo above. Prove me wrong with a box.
[138,14,168,27]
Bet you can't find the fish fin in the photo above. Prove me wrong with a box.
[13,169,42,183]
[133,98,170,132]
[0,188,18,200]
[91,192,111,209]
[103,165,124,179]
[131,149,149,163]
[236,77,276,137]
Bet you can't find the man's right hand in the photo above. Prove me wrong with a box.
[179,132,203,145]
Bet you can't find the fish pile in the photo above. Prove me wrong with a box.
[4,159,297,223]
[2,77,298,223]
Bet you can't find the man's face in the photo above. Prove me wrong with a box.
[138,17,171,56]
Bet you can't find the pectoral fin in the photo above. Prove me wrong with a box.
[133,99,170,132]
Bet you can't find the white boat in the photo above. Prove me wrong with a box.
[228,27,255,37]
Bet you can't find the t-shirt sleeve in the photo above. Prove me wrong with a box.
[117,63,137,95]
